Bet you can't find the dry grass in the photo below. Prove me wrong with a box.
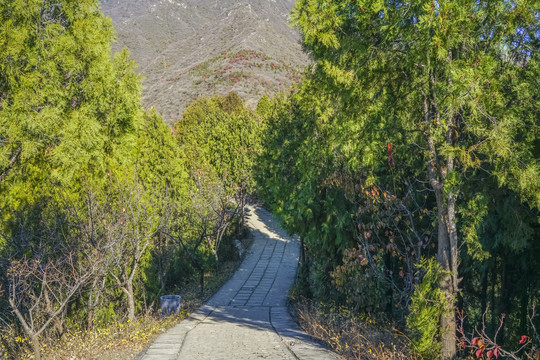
[2,254,249,359]
[291,297,417,360]
[44,314,185,360]
[1,312,186,360]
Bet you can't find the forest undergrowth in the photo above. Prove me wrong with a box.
[290,295,414,360]
[1,253,249,360]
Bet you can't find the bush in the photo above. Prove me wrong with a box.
[291,297,412,360]
[331,246,390,314]
[406,258,450,360]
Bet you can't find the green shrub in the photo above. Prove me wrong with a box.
[331,246,389,314]
[407,258,451,359]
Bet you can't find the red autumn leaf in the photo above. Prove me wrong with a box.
[387,142,395,167]
[478,339,485,348]
[475,349,483,358]
[519,335,528,344]
[493,347,500,358]
[486,349,493,358]
[472,337,479,346]
[460,339,466,349]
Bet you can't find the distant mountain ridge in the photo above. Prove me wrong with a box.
[101,0,310,123]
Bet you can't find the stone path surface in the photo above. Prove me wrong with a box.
[138,205,341,360]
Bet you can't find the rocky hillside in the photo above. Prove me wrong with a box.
[101,0,310,123]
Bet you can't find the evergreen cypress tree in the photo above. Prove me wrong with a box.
[276,1,540,358]
[0,1,144,356]
[0,0,141,210]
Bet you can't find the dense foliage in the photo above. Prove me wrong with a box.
[0,1,261,357]
[257,0,539,358]
[1,0,538,358]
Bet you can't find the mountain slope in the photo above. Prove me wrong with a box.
[101,0,310,123]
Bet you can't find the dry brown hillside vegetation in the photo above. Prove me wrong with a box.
[101,0,310,123]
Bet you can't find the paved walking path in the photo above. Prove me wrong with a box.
[138,205,341,360]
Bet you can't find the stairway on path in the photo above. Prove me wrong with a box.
[137,205,341,360]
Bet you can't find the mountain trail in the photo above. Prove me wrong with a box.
[137,205,341,360]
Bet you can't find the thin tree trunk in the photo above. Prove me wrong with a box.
[126,280,135,322]
[498,258,510,343]
[426,136,458,359]
[490,265,497,333]
[87,277,104,331]
[481,266,489,315]
[519,280,529,337]
[0,147,21,183]
[200,269,205,294]
[87,307,94,331]
[436,198,457,360]
[441,186,459,359]
[424,83,459,358]
[31,334,41,360]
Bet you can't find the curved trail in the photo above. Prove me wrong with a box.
[139,205,341,360]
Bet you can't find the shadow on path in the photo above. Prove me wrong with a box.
[138,205,341,360]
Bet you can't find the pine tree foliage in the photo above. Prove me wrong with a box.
[133,108,187,200]
[174,93,262,196]
[0,1,188,355]
[257,1,539,358]
[407,258,450,359]
[291,0,539,207]
[0,0,141,207]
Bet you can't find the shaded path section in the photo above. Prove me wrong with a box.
[138,205,341,360]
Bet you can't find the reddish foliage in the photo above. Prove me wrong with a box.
[475,349,483,358]
[387,143,395,167]
[458,310,536,359]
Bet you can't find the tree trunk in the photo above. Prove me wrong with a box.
[498,257,510,343]
[87,286,97,331]
[87,307,94,331]
[436,199,457,360]
[481,266,488,315]
[440,189,459,359]
[427,137,458,359]
[30,334,41,360]
[440,289,457,360]
[424,87,459,358]
[490,265,497,333]
[200,269,205,294]
[126,280,135,322]
[519,280,529,337]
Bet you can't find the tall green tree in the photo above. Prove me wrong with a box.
[171,93,261,284]
[0,0,145,354]
[255,92,360,301]
[174,92,261,197]
[287,1,539,358]
[131,109,189,295]
[0,0,141,217]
